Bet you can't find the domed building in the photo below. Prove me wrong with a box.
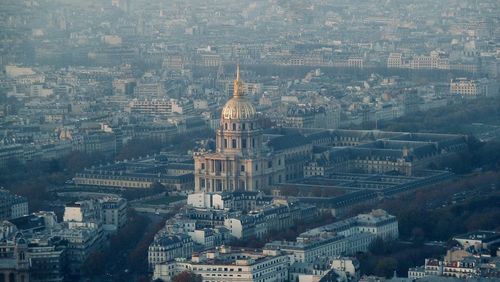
[194,66,285,192]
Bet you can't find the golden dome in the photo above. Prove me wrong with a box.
[222,96,256,120]
[221,65,256,120]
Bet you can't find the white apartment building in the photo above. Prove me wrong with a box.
[153,247,289,282]
[127,98,184,116]
[188,228,228,250]
[148,234,193,270]
[63,200,102,223]
[410,257,480,279]
[266,210,398,263]
[100,197,127,232]
[267,235,348,263]
[450,78,489,97]
[387,53,403,68]
[56,221,104,275]
[134,79,165,98]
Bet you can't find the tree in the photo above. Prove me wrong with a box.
[81,250,107,277]
[172,271,202,282]
[373,257,398,278]
[150,182,167,192]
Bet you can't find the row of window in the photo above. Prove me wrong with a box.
[224,123,255,131]
[223,138,256,149]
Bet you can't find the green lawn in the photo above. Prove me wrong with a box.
[141,195,186,206]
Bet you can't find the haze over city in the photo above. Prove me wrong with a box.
[0,0,499,282]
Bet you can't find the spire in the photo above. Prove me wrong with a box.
[236,64,240,81]
[233,64,243,97]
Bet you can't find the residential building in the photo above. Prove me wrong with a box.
[0,189,28,221]
[453,231,500,251]
[153,246,289,282]
[127,98,184,116]
[27,236,68,282]
[148,234,193,270]
[266,210,398,262]
[100,197,127,232]
[0,235,30,282]
[450,78,489,97]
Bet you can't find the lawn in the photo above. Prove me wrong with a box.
[141,195,186,206]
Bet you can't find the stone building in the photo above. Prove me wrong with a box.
[194,67,285,192]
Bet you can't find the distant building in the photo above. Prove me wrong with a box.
[63,200,102,224]
[0,145,25,169]
[0,235,30,282]
[410,257,480,279]
[409,51,450,70]
[266,209,398,262]
[100,197,128,232]
[408,230,500,280]
[188,228,227,250]
[153,246,289,282]
[148,234,193,270]
[63,197,127,233]
[450,78,489,97]
[387,53,403,68]
[27,236,68,282]
[0,189,28,221]
[134,74,165,98]
[73,157,194,191]
[56,221,104,275]
[194,67,285,192]
[127,98,185,116]
[453,231,500,251]
[187,191,264,212]
[72,131,117,156]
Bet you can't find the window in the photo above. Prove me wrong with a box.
[242,139,247,148]
[242,123,246,130]
[255,164,258,171]
[224,123,228,130]
[232,139,237,148]
[252,138,255,148]
[241,165,245,172]
[232,123,236,130]
[201,163,205,170]
[268,161,272,168]
[224,139,228,148]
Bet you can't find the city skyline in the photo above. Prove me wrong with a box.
[0,0,499,282]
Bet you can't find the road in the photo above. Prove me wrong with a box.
[89,213,166,282]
